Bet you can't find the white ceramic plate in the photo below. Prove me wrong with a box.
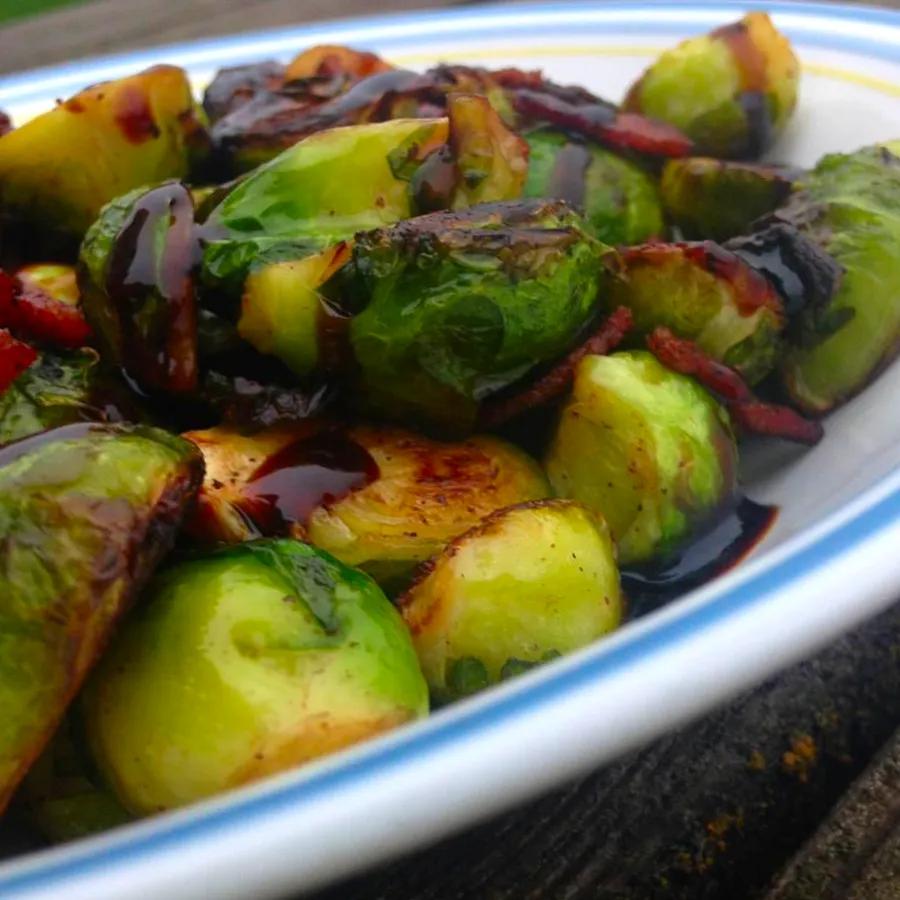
[2,2,900,897]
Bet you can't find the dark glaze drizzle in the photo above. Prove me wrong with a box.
[546,142,592,209]
[239,430,378,534]
[621,497,778,618]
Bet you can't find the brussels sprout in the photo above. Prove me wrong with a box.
[237,242,352,376]
[400,500,622,702]
[283,45,392,82]
[20,714,131,843]
[0,349,138,446]
[610,241,785,384]
[0,264,92,349]
[203,61,286,123]
[544,351,737,565]
[778,146,900,412]
[81,539,428,814]
[660,157,798,240]
[522,128,663,245]
[201,117,449,288]
[79,181,200,394]
[350,199,609,432]
[0,66,208,238]
[184,422,549,586]
[0,424,203,811]
[307,426,550,586]
[623,12,799,159]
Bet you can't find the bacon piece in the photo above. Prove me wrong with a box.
[511,89,694,159]
[0,329,37,393]
[0,270,92,349]
[647,327,823,445]
[480,306,633,428]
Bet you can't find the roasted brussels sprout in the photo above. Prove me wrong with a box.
[201,117,449,289]
[284,44,392,82]
[610,241,785,383]
[237,243,352,376]
[778,145,900,412]
[623,12,799,159]
[400,500,622,702]
[203,61,287,123]
[544,351,737,565]
[79,181,200,394]
[523,128,663,245]
[81,539,427,814]
[184,422,549,587]
[0,424,203,811]
[0,349,138,446]
[0,66,207,238]
[660,157,798,240]
[350,200,609,432]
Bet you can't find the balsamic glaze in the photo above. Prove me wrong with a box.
[240,431,378,534]
[621,497,778,619]
[546,142,592,209]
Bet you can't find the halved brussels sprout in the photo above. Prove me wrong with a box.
[0,349,138,447]
[400,500,622,702]
[660,157,798,240]
[201,117,449,289]
[307,426,550,586]
[284,44,392,81]
[778,145,900,412]
[350,199,609,432]
[623,12,799,159]
[184,422,549,587]
[544,351,737,566]
[0,424,203,811]
[237,242,352,376]
[523,127,663,245]
[81,539,427,815]
[0,65,208,238]
[79,181,200,394]
[610,241,785,383]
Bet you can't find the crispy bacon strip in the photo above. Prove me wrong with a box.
[0,329,37,394]
[480,306,633,428]
[647,327,823,445]
[512,89,694,158]
[0,270,92,349]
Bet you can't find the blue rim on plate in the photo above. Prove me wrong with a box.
[2,1,900,896]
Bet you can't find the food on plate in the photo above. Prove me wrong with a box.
[0,425,203,812]
[400,500,622,701]
[1,12,897,838]
[80,539,427,814]
[623,12,799,159]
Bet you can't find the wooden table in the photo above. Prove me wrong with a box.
[3,2,900,898]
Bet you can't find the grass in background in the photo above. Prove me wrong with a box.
[0,0,87,25]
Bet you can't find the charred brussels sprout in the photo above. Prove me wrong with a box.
[350,200,609,432]
[523,128,663,245]
[400,500,622,702]
[661,157,798,240]
[79,181,200,394]
[779,145,900,412]
[184,422,549,588]
[237,242,351,376]
[81,539,427,814]
[610,241,785,383]
[0,424,203,811]
[0,349,138,446]
[283,45,392,81]
[0,66,207,238]
[623,13,798,159]
[544,351,737,565]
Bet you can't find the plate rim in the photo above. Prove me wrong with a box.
[3,1,900,897]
